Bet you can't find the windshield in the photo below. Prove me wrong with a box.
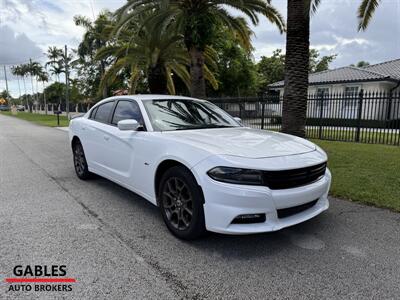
[143,99,240,131]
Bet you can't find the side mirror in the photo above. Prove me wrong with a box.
[233,117,242,124]
[118,119,140,131]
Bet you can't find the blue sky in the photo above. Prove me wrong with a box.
[0,0,399,97]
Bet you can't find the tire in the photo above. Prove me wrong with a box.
[159,166,207,240]
[72,140,92,180]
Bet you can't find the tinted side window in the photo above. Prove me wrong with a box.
[94,102,114,123]
[112,101,143,125]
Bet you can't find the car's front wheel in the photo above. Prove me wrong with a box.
[159,166,206,240]
[73,140,92,180]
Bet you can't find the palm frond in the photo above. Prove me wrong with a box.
[358,0,381,31]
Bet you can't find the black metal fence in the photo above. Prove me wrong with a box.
[209,91,400,146]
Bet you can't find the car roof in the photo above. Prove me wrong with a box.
[90,95,207,111]
[98,94,200,103]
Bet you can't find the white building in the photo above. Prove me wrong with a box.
[267,59,400,120]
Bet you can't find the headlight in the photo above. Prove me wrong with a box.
[207,167,263,185]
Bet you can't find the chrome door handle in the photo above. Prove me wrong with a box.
[104,135,110,141]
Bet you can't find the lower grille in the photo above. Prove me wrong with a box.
[277,199,318,219]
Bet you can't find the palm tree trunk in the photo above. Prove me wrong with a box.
[100,60,108,98]
[129,65,140,94]
[16,76,21,100]
[22,76,28,108]
[43,81,47,115]
[189,46,206,99]
[281,0,310,137]
[148,65,167,94]
[30,75,35,112]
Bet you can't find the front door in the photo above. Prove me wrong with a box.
[100,99,145,185]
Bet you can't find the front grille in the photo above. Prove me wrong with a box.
[262,162,326,190]
[277,199,318,219]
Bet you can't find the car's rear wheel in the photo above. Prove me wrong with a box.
[73,141,91,180]
[159,166,206,240]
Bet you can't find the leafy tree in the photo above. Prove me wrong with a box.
[0,90,11,101]
[257,48,336,90]
[208,26,259,97]
[257,49,286,88]
[351,61,370,68]
[114,0,284,98]
[309,49,336,73]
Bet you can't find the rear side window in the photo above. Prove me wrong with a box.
[112,101,143,125]
[94,102,114,123]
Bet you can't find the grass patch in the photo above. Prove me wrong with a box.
[0,111,69,127]
[314,139,400,212]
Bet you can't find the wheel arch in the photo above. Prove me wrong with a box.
[154,159,204,206]
[71,135,81,149]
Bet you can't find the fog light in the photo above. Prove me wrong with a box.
[231,213,266,224]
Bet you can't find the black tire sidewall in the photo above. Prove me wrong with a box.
[159,166,206,240]
[73,141,91,180]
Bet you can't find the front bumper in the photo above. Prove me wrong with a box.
[193,153,331,234]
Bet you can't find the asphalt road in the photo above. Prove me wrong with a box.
[1,114,399,300]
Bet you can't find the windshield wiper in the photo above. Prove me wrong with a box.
[174,124,235,130]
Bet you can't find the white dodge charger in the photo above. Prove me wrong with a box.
[69,95,331,239]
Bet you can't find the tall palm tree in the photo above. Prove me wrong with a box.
[11,65,22,100]
[281,0,380,137]
[19,64,29,108]
[74,12,112,98]
[27,61,42,111]
[358,0,381,31]
[38,70,49,114]
[281,0,319,137]
[97,19,218,95]
[46,46,63,82]
[114,0,284,98]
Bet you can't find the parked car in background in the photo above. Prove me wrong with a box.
[16,105,25,111]
[0,105,10,111]
[69,95,331,240]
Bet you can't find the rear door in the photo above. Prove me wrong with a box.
[84,100,116,174]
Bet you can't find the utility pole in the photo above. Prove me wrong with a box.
[64,45,70,117]
[29,58,35,112]
[4,65,10,103]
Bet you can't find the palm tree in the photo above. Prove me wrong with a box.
[74,12,112,98]
[358,0,381,31]
[114,0,284,98]
[46,46,63,82]
[281,0,319,137]
[38,70,49,114]
[281,0,380,137]
[19,64,30,108]
[27,61,42,111]
[97,18,218,95]
[11,66,22,101]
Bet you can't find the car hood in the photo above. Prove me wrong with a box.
[162,127,316,158]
